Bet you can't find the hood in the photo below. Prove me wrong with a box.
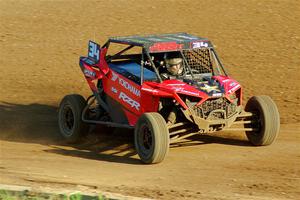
[144,75,240,98]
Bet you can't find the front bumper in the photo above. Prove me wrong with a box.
[182,105,243,133]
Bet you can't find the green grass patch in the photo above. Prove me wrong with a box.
[0,189,109,200]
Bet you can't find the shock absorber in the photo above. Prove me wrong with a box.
[167,106,179,125]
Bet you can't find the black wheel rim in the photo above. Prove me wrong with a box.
[138,124,154,157]
[142,125,152,150]
[246,109,263,139]
[62,105,74,135]
[253,110,263,134]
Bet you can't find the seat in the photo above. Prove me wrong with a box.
[109,61,157,84]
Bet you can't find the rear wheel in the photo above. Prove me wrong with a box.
[58,94,88,143]
[134,113,170,164]
[245,95,280,146]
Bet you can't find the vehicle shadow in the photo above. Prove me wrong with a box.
[0,102,61,144]
[0,101,251,165]
[0,101,140,164]
[170,133,251,148]
[44,132,141,165]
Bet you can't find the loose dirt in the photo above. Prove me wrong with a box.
[0,0,299,199]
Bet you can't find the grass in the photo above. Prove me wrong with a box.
[0,190,109,200]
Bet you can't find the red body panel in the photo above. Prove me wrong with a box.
[213,75,242,105]
[103,70,141,125]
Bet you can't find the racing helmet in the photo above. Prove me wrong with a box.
[165,57,183,76]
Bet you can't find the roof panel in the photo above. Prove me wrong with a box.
[109,33,207,46]
[108,33,212,52]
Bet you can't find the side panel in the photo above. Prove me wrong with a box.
[79,42,106,93]
[213,75,242,105]
[105,94,129,125]
[97,47,110,75]
[79,57,103,93]
[140,92,160,113]
[102,70,142,126]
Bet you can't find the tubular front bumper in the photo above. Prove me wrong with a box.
[182,106,243,133]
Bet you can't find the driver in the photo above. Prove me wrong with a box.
[165,57,184,76]
[160,54,184,80]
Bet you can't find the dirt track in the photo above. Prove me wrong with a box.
[0,0,300,199]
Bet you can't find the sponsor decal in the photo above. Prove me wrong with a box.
[124,38,147,44]
[119,78,141,97]
[221,79,231,83]
[83,57,96,65]
[212,93,223,97]
[142,88,159,93]
[228,84,240,94]
[84,69,96,78]
[174,87,199,96]
[111,72,141,97]
[162,36,186,42]
[200,84,221,93]
[180,90,199,96]
[149,42,184,52]
[111,87,118,94]
[176,35,198,40]
[119,92,140,111]
[111,71,118,81]
[229,81,237,87]
[167,83,186,86]
[192,41,209,48]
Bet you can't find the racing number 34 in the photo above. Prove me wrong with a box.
[88,41,100,62]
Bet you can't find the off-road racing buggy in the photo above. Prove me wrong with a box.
[58,33,280,164]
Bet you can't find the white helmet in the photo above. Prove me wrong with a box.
[165,57,183,76]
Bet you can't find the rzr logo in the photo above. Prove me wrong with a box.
[119,92,140,110]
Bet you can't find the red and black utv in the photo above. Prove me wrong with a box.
[58,33,280,164]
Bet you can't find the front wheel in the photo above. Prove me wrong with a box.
[58,94,88,143]
[134,113,170,164]
[245,95,280,146]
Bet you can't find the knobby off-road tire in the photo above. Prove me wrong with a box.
[58,94,88,143]
[245,95,280,146]
[135,113,170,164]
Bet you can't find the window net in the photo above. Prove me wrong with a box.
[182,48,213,74]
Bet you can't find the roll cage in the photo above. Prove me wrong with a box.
[102,33,228,84]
